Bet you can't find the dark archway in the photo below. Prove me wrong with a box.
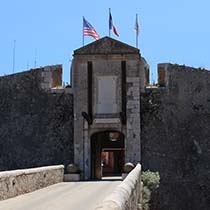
[91,131,124,179]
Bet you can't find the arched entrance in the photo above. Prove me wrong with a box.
[91,131,124,179]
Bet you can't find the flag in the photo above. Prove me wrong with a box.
[134,14,139,35]
[83,17,100,40]
[109,11,119,37]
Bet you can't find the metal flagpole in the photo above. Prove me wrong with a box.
[82,16,84,46]
[135,14,139,48]
[12,40,16,73]
[34,48,37,68]
[109,8,111,37]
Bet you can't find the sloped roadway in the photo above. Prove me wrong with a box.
[0,180,121,210]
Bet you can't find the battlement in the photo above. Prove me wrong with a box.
[156,63,210,89]
[0,64,63,90]
[40,65,62,89]
[157,63,170,87]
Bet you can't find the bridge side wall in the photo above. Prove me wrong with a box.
[95,163,141,210]
[0,165,64,200]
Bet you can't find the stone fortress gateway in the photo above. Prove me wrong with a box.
[72,37,148,179]
[1,36,210,210]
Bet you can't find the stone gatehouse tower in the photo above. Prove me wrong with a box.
[72,37,148,179]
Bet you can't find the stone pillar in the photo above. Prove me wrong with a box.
[73,60,89,179]
[84,120,91,179]
[126,77,141,164]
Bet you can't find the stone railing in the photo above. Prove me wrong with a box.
[95,163,142,210]
[0,165,64,201]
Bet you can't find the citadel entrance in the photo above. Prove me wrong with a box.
[91,131,124,179]
[73,37,143,180]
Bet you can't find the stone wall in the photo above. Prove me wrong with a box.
[94,163,141,210]
[141,64,210,210]
[0,165,64,200]
[0,66,74,171]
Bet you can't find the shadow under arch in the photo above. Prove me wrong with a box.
[91,130,125,180]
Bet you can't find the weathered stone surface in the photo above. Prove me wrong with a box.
[72,37,145,179]
[123,162,134,173]
[74,36,139,55]
[95,163,142,210]
[66,164,78,173]
[0,165,64,200]
[1,40,210,210]
[0,66,74,172]
[63,174,80,181]
[141,64,210,210]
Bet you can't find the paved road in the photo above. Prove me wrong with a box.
[0,181,121,210]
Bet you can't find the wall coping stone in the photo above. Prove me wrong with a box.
[0,165,64,178]
[0,165,64,200]
[95,163,141,210]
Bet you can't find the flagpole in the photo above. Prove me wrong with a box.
[12,40,16,73]
[82,16,84,46]
[109,8,111,37]
[136,14,138,48]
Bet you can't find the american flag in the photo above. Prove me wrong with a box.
[83,17,100,40]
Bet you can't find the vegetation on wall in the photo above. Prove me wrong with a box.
[140,170,160,210]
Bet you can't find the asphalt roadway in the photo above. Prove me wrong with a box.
[0,180,121,210]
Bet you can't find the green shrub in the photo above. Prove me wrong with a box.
[141,186,151,210]
[142,170,160,191]
[141,170,160,210]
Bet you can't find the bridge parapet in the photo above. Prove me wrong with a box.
[0,165,64,201]
[95,163,142,210]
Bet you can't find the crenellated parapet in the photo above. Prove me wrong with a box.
[157,63,210,90]
[0,64,63,91]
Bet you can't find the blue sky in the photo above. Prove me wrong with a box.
[1,0,210,83]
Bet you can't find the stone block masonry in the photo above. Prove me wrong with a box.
[0,65,74,171]
[126,77,141,164]
[94,163,142,210]
[141,64,210,210]
[72,38,144,179]
[0,165,64,200]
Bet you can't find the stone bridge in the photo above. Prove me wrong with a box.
[0,164,142,210]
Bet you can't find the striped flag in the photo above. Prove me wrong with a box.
[83,17,100,40]
[109,10,119,37]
